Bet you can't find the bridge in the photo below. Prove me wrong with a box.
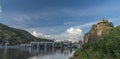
[29,41,80,48]
[30,42,55,48]
[29,42,55,53]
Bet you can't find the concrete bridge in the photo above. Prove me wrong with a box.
[29,41,80,49]
[26,41,80,53]
[30,42,55,48]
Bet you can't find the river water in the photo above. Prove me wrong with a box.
[0,48,76,59]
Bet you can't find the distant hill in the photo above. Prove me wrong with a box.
[0,23,53,45]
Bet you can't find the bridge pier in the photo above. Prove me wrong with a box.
[52,43,54,48]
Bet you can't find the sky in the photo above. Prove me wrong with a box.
[0,0,120,42]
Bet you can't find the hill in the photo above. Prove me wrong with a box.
[0,23,53,45]
[71,19,120,59]
[84,19,113,43]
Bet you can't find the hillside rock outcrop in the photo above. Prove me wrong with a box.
[84,19,113,43]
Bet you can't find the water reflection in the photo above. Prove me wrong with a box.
[0,48,76,59]
[0,48,30,59]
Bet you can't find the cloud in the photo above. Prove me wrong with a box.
[32,31,54,39]
[2,0,120,43]
[30,18,120,42]
[108,18,120,22]
[8,13,32,23]
[0,5,2,13]
[108,18,120,26]
[66,27,83,42]
[71,17,120,29]
[72,18,120,29]
[28,17,120,42]
[1,13,35,28]
[64,21,80,25]
[31,27,83,42]
[3,3,120,29]
[74,21,97,29]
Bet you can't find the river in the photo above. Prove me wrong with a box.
[0,47,76,59]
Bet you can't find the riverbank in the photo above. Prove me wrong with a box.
[69,48,89,59]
